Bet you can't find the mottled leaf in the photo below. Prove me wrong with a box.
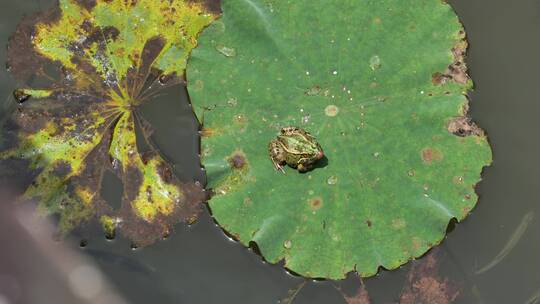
[1,0,218,245]
[188,0,492,278]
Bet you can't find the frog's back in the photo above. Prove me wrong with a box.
[278,135,306,155]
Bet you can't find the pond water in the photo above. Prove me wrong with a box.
[1,0,540,303]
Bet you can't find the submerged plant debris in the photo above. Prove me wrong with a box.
[0,0,218,245]
[337,280,371,304]
[282,251,457,304]
[330,250,459,304]
[278,281,307,304]
[399,250,461,304]
[188,0,492,278]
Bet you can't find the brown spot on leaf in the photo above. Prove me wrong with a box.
[200,127,217,137]
[308,197,323,210]
[431,72,448,85]
[421,148,443,164]
[365,219,372,227]
[227,150,247,169]
[447,117,483,137]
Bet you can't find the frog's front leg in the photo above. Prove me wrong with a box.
[296,157,312,173]
[268,140,286,173]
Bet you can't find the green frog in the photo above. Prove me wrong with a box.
[268,126,324,173]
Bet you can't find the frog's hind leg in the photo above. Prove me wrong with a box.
[268,141,286,173]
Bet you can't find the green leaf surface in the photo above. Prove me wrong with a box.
[187,0,492,278]
[1,0,217,245]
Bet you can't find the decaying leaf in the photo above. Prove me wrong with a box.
[188,0,492,278]
[0,0,218,245]
[399,250,461,304]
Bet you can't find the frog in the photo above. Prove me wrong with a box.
[268,126,324,173]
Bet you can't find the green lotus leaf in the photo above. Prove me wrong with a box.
[0,0,218,245]
[187,0,492,278]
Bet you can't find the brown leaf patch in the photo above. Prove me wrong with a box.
[6,8,61,82]
[421,148,444,164]
[432,33,469,85]
[447,117,483,137]
[227,150,248,169]
[308,197,323,210]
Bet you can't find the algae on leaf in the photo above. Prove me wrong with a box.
[1,0,218,245]
[188,0,492,278]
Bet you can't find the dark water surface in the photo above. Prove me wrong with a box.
[2,0,540,303]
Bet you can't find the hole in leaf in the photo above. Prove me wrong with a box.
[100,170,123,210]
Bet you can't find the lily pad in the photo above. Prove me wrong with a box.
[1,0,218,245]
[187,0,492,278]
